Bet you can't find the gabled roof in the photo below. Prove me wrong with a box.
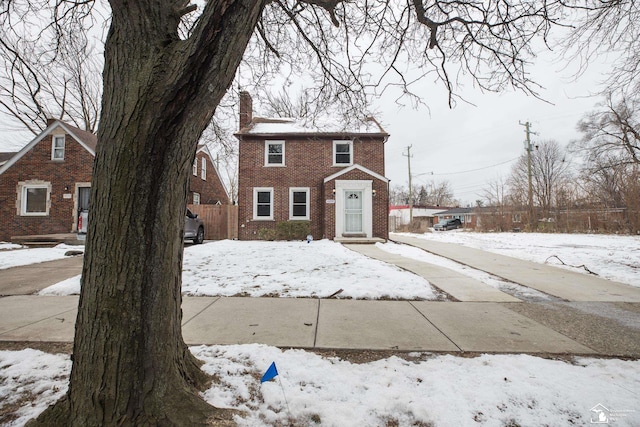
[323,164,389,183]
[0,120,97,176]
[196,144,231,202]
[236,116,388,138]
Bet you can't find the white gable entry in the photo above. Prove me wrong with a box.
[335,179,373,238]
[324,164,388,242]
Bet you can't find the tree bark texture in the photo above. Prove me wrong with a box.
[29,1,265,425]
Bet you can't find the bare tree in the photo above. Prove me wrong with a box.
[533,141,571,217]
[574,94,640,167]
[579,156,627,209]
[622,165,640,233]
[392,181,456,206]
[0,0,615,425]
[389,184,409,205]
[0,3,102,134]
[508,140,571,220]
[562,0,640,97]
[427,181,457,207]
[480,177,510,231]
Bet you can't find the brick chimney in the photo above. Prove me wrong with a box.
[239,91,253,130]
[46,117,57,127]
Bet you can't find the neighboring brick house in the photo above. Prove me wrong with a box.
[0,120,229,241]
[189,144,231,206]
[236,92,390,241]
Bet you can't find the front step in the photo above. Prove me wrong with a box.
[11,234,85,246]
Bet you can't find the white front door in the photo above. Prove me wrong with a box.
[344,190,363,233]
[73,183,91,232]
[334,180,373,238]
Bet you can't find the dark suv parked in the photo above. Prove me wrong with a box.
[185,209,205,244]
[434,218,462,231]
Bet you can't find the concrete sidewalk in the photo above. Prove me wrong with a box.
[0,295,608,355]
[390,234,640,302]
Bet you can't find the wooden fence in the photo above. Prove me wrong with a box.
[187,204,238,240]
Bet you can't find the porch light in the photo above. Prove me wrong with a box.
[372,189,377,196]
[332,188,336,194]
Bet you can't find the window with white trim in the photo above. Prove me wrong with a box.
[18,182,51,216]
[193,192,200,205]
[253,187,274,220]
[201,157,207,180]
[265,141,285,166]
[192,158,198,176]
[52,135,65,160]
[289,187,310,220]
[333,140,352,165]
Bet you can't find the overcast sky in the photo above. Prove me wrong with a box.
[378,48,608,206]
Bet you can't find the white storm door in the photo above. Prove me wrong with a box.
[344,190,363,233]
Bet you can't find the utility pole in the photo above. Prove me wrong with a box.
[402,145,414,226]
[519,121,536,230]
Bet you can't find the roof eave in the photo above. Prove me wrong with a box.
[235,131,389,139]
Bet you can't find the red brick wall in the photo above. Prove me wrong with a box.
[238,135,387,240]
[0,131,94,240]
[188,152,229,205]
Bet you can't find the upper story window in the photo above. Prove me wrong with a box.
[201,157,207,180]
[52,135,65,160]
[193,158,198,176]
[193,192,200,205]
[253,187,274,220]
[265,141,285,166]
[333,140,352,166]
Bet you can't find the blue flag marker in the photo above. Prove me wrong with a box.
[261,362,278,383]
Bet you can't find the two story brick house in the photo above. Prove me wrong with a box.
[0,119,229,241]
[236,92,389,241]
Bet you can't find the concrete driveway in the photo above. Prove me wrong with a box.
[0,256,83,296]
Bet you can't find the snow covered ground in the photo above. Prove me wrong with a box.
[400,231,640,287]
[0,244,82,270]
[32,231,640,297]
[1,232,640,426]
[37,240,440,299]
[180,240,438,299]
[0,243,24,251]
[1,346,639,426]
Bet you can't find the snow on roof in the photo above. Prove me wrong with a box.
[239,116,388,136]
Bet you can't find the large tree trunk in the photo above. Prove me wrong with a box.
[29,1,265,425]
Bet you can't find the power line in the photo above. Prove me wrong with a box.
[431,157,519,176]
